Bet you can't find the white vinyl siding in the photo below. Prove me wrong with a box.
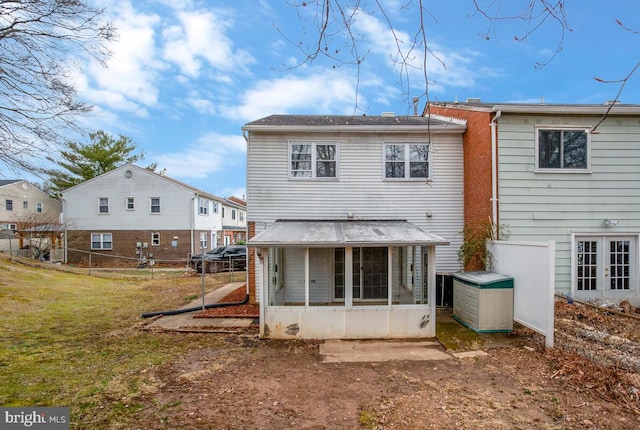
[498,114,640,299]
[248,131,464,276]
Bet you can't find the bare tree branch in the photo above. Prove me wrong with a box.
[0,0,115,176]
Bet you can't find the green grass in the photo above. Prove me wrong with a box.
[0,256,241,428]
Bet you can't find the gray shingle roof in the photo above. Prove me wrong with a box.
[0,180,20,187]
[245,114,456,127]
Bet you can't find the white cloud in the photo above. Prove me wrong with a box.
[223,71,362,121]
[85,1,163,114]
[151,132,246,180]
[352,11,497,93]
[162,9,255,77]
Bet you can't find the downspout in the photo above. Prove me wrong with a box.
[191,193,198,256]
[490,110,502,228]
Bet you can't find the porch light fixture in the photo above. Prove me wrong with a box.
[603,219,619,227]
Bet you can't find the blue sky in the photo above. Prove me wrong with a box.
[25,1,640,198]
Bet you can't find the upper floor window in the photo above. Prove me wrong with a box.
[198,198,208,215]
[36,202,42,213]
[212,202,218,214]
[126,197,135,210]
[222,207,225,218]
[537,128,589,171]
[5,199,13,211]
[231,209,236,220]
[239,211,244,222]
[150,197,161,213]
[91,233,112,250]
[290,141,338,179]
[151,232,160,246]
[99,198,109,214]
[384,143,430,179]
[23,201,28,210]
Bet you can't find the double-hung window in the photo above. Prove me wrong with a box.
[199,232,207,249]
[126,197,135,210]
[289,141,338,179]
[384,143,430,179]
[99,197,109,214]
[23,201,28,210]
[5,199,13,211]
[232,209,236,220]
[537,128,589,171]
[198,198,208,215]
[150,197,161,213]
[91,233,112,250]
[36,202,42,213]
[151,232,160,246]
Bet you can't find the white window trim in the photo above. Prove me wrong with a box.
[198,198,209,216]
[151,232,160,246]
[382,142,432,181]
[91,232,112,250]
[126,197,135,211]
[98,197,109,214]
[199,232,208,250]
[150,197,161,214]
[535,126,591,173]
[36,202,43,213]
[288,140,339,180]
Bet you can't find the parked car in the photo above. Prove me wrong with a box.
[207,245,247,272]
[191,245,247,272]
[190,246,228,271]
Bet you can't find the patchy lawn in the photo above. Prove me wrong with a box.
[1,255,639,429]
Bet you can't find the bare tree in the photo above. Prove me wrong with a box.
[0,0,115,174]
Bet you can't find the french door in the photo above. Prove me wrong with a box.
[575,236,636,294]
[334,247,389,301]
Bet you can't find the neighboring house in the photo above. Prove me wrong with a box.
[0,180,62,255]
[221,197,247,245]
[429,100,640,306]
[61,164,231,265]
[242,114,467,339]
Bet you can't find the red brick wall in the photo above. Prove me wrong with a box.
[247,221,257,304]
[430,106,496,271]
[66,230,192,266]
[429,106,494,228]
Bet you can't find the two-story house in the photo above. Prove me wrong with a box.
[429,100,640,306]
[220,196,247,245]
[242,114,467,339]
[0,179,62,254]
[61,164,235,265]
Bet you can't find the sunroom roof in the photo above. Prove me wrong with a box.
[248,220,450,248]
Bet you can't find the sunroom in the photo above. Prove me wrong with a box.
[249,220,449,339]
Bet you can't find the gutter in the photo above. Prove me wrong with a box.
[490,110,501,228]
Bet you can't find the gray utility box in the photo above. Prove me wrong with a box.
[453,271,514,333]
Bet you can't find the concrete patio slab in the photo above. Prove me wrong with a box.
[319,340,451,363]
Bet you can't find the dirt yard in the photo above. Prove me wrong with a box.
[131,298,640,430]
